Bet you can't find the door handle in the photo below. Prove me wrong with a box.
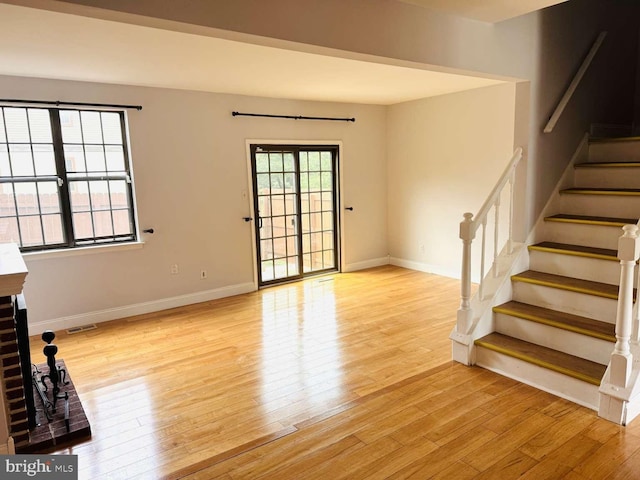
[259,217,263,229]
[345,206,354,211]
[242,217,252,222]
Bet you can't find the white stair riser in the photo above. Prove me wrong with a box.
[557,194,640,219]
[539,222,621,250]
[529,250,623,286]
[475,347,600,410]
[494,312,613,364]
[589,141,640,163]
[574,168,640,189]
[512,282,616,323]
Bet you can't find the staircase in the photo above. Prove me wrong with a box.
[473,135,640,412]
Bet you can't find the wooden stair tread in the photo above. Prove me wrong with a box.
[544,213,637,227]
[475,333,606,385]
[589,136,640,143]
[529,242,617,261]
[494,300,615,342]
[511,270,621,299]
[560,187,640,195]
[576,161,640,168]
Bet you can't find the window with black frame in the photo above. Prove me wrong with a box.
[0,106,137,251]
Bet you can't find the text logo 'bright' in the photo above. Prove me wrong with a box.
[1,455,77,479]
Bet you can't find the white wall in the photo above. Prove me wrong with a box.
[3,0,640,332]
[0,75,388,332]
[387,83,516,278]
[43,0,640,239]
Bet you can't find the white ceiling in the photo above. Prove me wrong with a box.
[397,0,569,23]
[0,3,512,106]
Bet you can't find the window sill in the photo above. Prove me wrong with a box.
[22,241,144,261]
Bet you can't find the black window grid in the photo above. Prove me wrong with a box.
[0,106,136,251]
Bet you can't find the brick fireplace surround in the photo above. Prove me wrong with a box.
[0,243,28,454]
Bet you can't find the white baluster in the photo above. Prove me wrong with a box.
[479,219,487,299]
[457,213,475,333]
[611,224,639,387]
[493,197,501,277]
[508,172,515,255]
[634,266,640,345]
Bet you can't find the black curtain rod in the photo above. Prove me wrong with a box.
[232,111,355,122]
[0,99,142,111]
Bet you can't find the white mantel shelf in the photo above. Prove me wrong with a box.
[0,243,28,297]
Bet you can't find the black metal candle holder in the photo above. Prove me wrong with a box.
[32,330,70,431]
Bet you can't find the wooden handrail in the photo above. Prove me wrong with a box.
[469,148,523,239]
[544,31,607,134]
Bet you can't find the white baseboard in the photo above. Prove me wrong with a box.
[343,256,390,272]
[389,257,461,280]
[28,282,256,335]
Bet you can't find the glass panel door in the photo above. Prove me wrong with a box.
[253,147,301,284]
[251,145,339,287]
[299,150,337,274]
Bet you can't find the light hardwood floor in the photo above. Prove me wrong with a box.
[30,266,640,479]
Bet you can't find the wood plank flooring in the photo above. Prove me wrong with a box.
[28,266,640,479]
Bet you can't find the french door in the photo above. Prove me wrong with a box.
[250,144,339,286]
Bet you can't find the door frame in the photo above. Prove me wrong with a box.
[245,139,345,289]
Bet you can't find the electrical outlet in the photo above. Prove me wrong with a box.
[170,264,179,275]
[200,270,207,279]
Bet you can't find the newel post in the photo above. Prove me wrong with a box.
[611,225,640,388]
[457,213,475,333]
